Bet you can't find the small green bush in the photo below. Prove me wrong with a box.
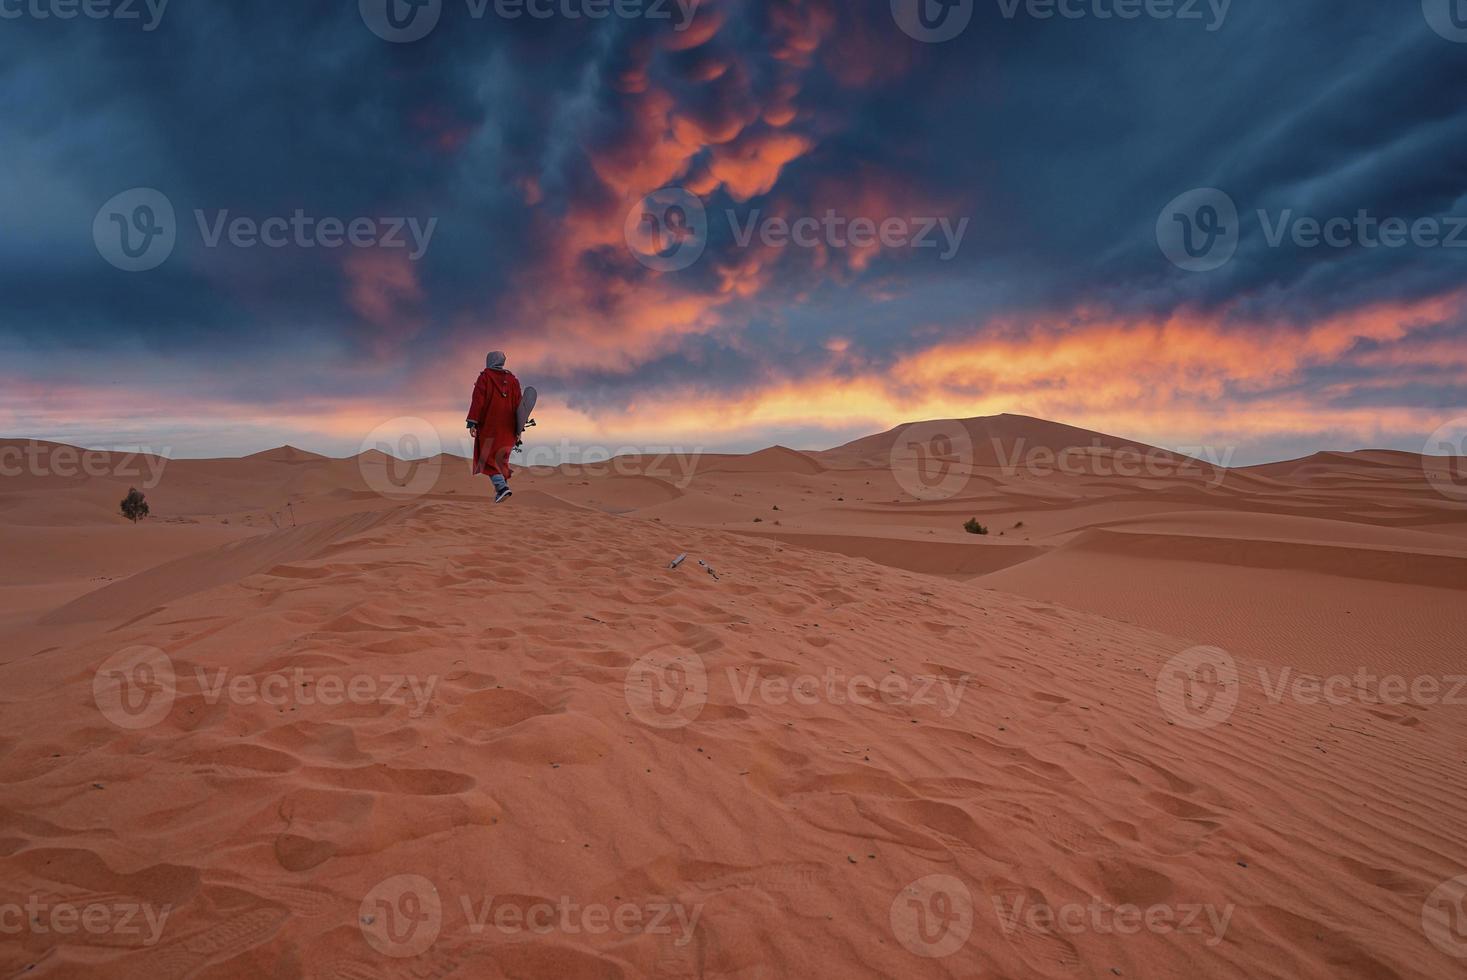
[963,518,988,536]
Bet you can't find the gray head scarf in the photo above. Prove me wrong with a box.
[486,351,507,371]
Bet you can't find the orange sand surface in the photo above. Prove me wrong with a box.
[2,416,1465,978]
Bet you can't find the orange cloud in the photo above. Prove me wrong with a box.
[897,292,1467,404]
[708,129,813,201]
[342,251,426,354]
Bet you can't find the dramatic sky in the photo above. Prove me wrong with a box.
[2,0,1464,463]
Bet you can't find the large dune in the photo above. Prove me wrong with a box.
[1,416,1465,978]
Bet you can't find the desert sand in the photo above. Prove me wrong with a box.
[2,415,1465,978]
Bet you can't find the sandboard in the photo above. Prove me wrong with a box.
[516,386,538,435]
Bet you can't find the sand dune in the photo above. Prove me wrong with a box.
[1,416,1465,978]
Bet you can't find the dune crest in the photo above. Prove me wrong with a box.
[1,415,1464,977]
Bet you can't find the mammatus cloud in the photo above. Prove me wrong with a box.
[0,2,1462,461]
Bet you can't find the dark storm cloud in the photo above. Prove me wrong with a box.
[0,0,1463,451]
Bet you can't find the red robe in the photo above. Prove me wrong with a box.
[466,368,522,480]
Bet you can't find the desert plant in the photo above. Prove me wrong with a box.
[963,518,988,536]
[120,488,150,524]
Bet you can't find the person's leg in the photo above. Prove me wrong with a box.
[490,474,507,493]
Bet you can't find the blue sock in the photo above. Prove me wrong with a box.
[490,475,507,493]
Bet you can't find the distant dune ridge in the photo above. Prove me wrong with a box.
[1,415,1465,978]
